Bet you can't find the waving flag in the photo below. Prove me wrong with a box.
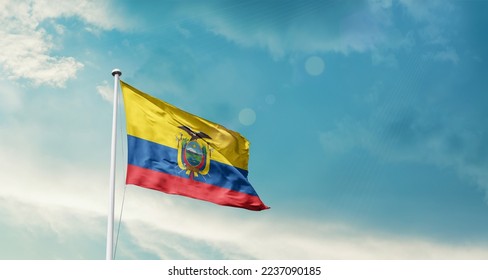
[120,81,269,211]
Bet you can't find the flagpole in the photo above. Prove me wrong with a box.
[106,68,122,260]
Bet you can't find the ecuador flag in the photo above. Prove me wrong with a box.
[121,81,269,211]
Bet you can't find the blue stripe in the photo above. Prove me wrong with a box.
[127,135,257,196]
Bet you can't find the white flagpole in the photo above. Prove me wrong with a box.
[106,69,122,260]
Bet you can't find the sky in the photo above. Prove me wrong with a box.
[1,0,488,259]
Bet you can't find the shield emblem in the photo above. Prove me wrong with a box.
[183,141,205,169]
[176,130,211,179]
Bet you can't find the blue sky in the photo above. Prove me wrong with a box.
[1,0,488,259]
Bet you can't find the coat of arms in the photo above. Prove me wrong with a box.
[176,125,212,179]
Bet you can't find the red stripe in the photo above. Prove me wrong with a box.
[126,164,269,211]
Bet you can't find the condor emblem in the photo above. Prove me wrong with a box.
[176,125,212,179]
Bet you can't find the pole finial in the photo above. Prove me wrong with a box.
[112,69,122,77]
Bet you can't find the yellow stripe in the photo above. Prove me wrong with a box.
[121,81,250,170]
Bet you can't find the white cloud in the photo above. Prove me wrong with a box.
[1,131,488,259]
[0,0,130,87]
[89,187,488,259]
[30,0,132,31]
[97,80,114,102]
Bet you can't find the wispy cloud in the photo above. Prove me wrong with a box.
[177,1,392,59]
[172,0,458,64]
[398,0,459,63]
[29,0,133,31]
[0,0,131,87]
[96,80,114,102]
[121,197,488,259]
[1,133,488,259]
